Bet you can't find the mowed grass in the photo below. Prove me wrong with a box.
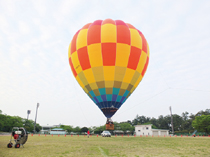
[0,135,210,157]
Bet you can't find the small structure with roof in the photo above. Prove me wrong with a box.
[50,128,67,135]
[135,124,169,136]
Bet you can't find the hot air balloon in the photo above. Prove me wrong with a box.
[68,19,149,130]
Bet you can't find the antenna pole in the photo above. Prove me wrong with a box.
[169,106,174,135]
[33,103,39,133]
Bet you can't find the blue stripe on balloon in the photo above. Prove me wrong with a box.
[94,97,99,103]
[106,94,112,101]
[89,91,95,97]
[116,96,122,102]
[101,95,107,101]
[123,90,130,97]
[120,96,126,103]
[112,95,118,101]
[96,96,103,102]
[99,88,106,95]
[113,88,120,95]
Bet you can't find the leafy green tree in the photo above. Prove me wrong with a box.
[35,124,42,132]
[73,126,81,133]
[118,122,134,132]
[81,127,88,132]
[192,115,210,134]
[60,125,73,134]
[132,115,150,125]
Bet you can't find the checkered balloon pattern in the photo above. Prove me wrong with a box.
[68,19,149,118]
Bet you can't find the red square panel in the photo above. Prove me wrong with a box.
[127,46,141,70]
[87,25,101,45]
[117,25,130,45]
[142,56,149,77]
[102,43,116,66]
[77,46,91,70]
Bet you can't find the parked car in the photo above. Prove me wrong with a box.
[101,131,111,137]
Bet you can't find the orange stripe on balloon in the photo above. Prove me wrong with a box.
[142,57,149,76]
[69,58,77,77]
[102,43,116,66]
[127,46,141,70]
[77,47,91,70]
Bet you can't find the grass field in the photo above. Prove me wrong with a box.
[0,135,210,157]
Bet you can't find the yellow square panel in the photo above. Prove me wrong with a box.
[76,29,88,50]
[103,66,115,81]
[78,72,89,86]
[105,81,114,88]
[136,51,147,74]
[83,87,88,93]
[92,66,104,75]
[130,29,142,49]
[130,86,136,93]
[121,82,129,89]
[87,43,103,67]
[83,69,96,84]
[134,75,143,88]
[116,43,130,67]
[71,52,82,74]
[130,71,141,86]
[101,24,116,43]
[89,82,98,90]
[114,74,124,82]
[76,76,84,88]
[68,43,71,58]
[94,74,104,82]
[123,68,135,83]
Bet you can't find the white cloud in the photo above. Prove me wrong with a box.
[18,21,30,35]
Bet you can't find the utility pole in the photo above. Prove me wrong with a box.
[34,103,39,133]
[169,106,174,135]
[27,110,31,120]
[24,110,31,127]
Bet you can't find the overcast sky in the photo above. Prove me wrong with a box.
[0,0,210,128]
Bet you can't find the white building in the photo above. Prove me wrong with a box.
[135,124,169,136]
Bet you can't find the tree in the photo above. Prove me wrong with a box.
[192,115,210,134]
[73,126,81,133]
[81,127,88,132]
[118,122,134,132]
[0,110,2,114]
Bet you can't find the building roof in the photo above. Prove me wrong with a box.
[135,124,152,127]
[51,128,65,131]
[151,129,169,131]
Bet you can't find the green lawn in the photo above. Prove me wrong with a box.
[0,135,210,157]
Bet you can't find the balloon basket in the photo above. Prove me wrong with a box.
[106,118,114,130]
[106,123,114,130]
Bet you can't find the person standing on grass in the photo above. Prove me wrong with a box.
[87,130,90,138]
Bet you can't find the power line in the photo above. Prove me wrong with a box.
[114,87,170,118]
[72,83,92,127]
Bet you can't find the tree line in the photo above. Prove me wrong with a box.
[0,110,41,133]
[56,109,210,135]
[0,109,209,135]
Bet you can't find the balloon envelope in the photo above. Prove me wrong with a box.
[68,19,149,118]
